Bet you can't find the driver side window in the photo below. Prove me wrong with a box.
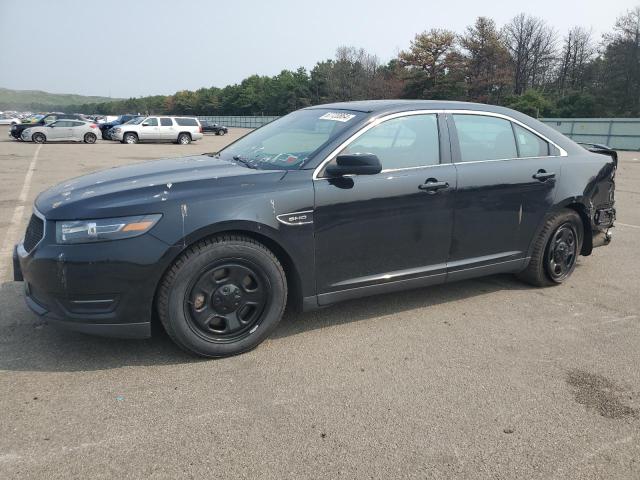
[144,118,158,126]
[340,114,440,170]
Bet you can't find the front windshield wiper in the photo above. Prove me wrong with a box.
[232,155,258,169]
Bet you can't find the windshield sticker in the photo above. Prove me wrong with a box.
[319,112,356,122]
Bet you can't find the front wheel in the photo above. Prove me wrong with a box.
[517,209,583,287]
[32,133,46,144]
[123,132,138,144]
[157,235,287,357]
[84,132,97,144]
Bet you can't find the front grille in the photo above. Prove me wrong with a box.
[23,214,44,253]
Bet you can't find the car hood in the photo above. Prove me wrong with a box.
[36,155,285,220]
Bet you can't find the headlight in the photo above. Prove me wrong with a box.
[56,214,161,244]
[113,127,122,133]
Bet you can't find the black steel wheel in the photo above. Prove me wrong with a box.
[157,235,287,357]
[184,260,269,343]
[545,223,578,281]
[517,209,583,287]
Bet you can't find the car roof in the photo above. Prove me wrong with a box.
[305,99,519,115]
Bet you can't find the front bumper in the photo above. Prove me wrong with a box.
[111,130,124,141]
[14,225,180,339]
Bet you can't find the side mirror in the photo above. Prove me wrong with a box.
[325,153,382,177]
[142,123,150,127]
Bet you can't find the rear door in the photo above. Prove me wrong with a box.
[159,117,176,141]
[447,112,563,280]
[139,117,160,140]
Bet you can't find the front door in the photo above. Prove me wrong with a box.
[313,113,456,304]
[139,117,160,141]
[46,120,71,141]
[447,113,562,279]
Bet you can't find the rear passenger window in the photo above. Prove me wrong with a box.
[341,114,440,169]
[160,117,173,126]
[453,114,517,162]
[514,124,549,157]
[71,121,84,127]
[175,118,198,126]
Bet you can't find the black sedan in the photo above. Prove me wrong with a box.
[15,100,616,358]
[201,120,228,135]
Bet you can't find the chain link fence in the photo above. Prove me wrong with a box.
[197,116,279,129]
[540,118,640,150]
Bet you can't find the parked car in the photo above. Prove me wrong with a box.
[14,100,616,358]
[110,116,203,144]
[9,113,87,140]
[201,120,228,135]
[99,114,140,140]
[21,119,99,144]
[0,114,21,125]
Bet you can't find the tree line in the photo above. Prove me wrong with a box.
[64,7,639,118]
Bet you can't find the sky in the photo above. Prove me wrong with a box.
[0,0,635,98]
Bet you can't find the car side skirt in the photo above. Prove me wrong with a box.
[306,257,527,309]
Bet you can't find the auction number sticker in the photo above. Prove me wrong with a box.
[319,112,356,122]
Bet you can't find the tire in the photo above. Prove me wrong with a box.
[84,132,97,144]
[215,130,221,136]
[178,133,191,145]
[101,131,110,140]
[517,209,583,287]
[123,132,138,144]
[32,133,46,144]
[157,235,287,357]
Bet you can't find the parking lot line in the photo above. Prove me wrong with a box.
[0,144,42,280]
[617,222,640,229]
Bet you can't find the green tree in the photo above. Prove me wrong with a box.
[399,29,465,99]
[459,17,512,103]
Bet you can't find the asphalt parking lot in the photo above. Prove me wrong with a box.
[0,125,639,479]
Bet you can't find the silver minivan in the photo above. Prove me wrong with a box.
[110,116,204,144]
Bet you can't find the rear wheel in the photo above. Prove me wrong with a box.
[32,133,46,144]
[123,132,138,144]
[84,132,97,144]
[517,209,583,287]
[178,133,191,145]
[157,235,287,357]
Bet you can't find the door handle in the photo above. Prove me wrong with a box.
[418,179,449,194]
[532,170,556,182]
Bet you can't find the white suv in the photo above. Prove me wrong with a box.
[111,116,204,144]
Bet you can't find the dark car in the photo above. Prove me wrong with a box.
[99,114,140,140]
[14,100,616,358]
[10,113,87,140]
[201,120,228,135]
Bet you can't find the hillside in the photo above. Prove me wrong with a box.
[0,87,122,110]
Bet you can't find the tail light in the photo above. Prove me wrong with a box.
[199,125,203,133]
[90,124,98,128]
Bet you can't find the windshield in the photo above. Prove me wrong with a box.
[218,108,365,170]
[126,117,145,125]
